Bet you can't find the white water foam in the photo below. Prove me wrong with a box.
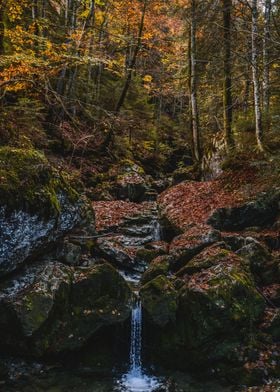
[116,299,162,392]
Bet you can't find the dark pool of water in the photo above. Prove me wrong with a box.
[4,367,236,392]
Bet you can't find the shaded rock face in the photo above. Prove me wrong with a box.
[0,262,131,357]
[140,275,177,327]
[208,190,280,231]
[111,160,152,202]
[142,250,266,372]
[0,147,95,278]
[179,262,265,351]
[95,204,163,273]
[0,148,134,364]
[168,225,221,271]
[0,195,92,277]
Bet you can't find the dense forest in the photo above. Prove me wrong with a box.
[0,1,279,391]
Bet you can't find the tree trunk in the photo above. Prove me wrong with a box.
[190,0,201,162]
[115,0,148,113]
[263,0,272,129]
[0,2,5,55]
[222,0,234,151]
[252,0,264,151]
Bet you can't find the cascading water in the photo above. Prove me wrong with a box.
[116,296,161,392]
[130,298,142,373]
[115,210,163,391]
[153,220,162,242]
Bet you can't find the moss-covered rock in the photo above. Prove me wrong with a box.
[179,262,265,352]
[110,160,151,202]
[175,244,232,277]
[135,246,166,264]
[237,239,278,284]
[140,275,177,327]
[0,147,78,214]
[141,255,170,285]
[168,224,221,271]
[172,165,201,185]
[145,255,266,374]
[0,147,94,277]
[0,261,132,356]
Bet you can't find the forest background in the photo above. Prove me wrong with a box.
[0,0,279,183]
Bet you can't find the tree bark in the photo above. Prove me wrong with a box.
[0,2,5,55]
[115,0,148,113]
[222,0,234,151]
[263,0,272,129]
[252,0,264,151]
[190,0,201,162]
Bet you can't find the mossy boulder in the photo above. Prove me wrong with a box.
[0,261,131,356]
[179,262,265,352]
[141,256,170,285]
[135,246,166,264]
[0,147,94,277]
[145,253,266,374]
[140,275,178,327]
[237,239,278,284]
[169,224,221,271]
[111,160,151,202]
[172,165,200,185]
[175,244,232,277]
[0,147,77,214]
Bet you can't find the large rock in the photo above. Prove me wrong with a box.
[175,244,232,277]
[179,262,265,352]
[141,255,170,285]
[168,224,221,271]
[0,148,94,277]
[112,160,151,202]
[236,239,278,284]
[208,189,280,231]
[144,251,266,373]
[0,261,131,356]
[140,275,178,327]
[96,235,137,269]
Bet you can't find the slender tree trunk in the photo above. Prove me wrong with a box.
[0,3,5,55]
[32,0,40,53]
[115,0,148,113]
[252,0,264,151]
[190,0,201,162]
[222,0,234,151]
[263,0,272,129]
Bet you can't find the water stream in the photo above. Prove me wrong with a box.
[116,296,162,392]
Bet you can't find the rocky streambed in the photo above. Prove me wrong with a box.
[0,148,280,391]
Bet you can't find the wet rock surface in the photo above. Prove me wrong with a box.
[0,261,131,356]
[0,148,95,277]
[94,203,162,273]
[0,195,92,277]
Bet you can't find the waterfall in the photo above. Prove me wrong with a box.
[153,220,162,242]
[116,297,161,391]
[130,298,142,374]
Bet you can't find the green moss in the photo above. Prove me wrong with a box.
[0,147,78,216]
[140,275,178,327]
[141,257,169,285]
